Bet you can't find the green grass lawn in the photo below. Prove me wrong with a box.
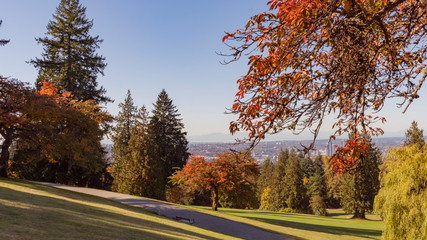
[185,206,383,240]
[0,178,383,240]
[0,178,239,240]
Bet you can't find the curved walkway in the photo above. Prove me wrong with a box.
[33,182,293,240]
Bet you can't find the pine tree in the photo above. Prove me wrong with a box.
[299,153,316,180]
[283,150,309,211]
[111,90,137,192]
[30,0,109,104]
[340,136,381,219]
[307,155,327,198]
[126,106,163,197]
[147,89,189,200]
[404,121,425,149]
[307,155,328,215]
[269,148,289,210]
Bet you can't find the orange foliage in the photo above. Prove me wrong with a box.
[171,152,259,209]
[37,81,73,102]
[223,0,427,172]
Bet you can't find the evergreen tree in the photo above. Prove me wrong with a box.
[283,150,309,211]
[269,148,289,210]
[30,0,110,104]
[147,89,189,200]
[404,120,425,149]
[111,90,137,192]
[299,152,316,182]
[325,155,342,208]
[307,155,328,215]
[340,136,381,219]
[307,155,327,198]
[127,106,163,198]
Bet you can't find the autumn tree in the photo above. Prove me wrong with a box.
[30,0,109,104]
[171,152,259,211]
[224,0,427,171]
[374,145,427,240]
[147,89,189,200]
[111,90,137,192]
[12,81,112,186]
[404,120,425,149]
[0,77,34,177]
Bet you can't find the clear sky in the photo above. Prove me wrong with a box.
[1,0,426,142]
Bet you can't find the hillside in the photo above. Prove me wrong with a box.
[0,178,237,240]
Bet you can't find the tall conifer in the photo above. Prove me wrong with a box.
[269,148,289,210]
[404,121,425,149]
[111,90,137,192]
[147,89,189,200]
[30,0,109,104]
[283,150,309,211]
[126,106,162,197]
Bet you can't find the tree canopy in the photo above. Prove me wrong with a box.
[375,145,427,239]
[171,152,259,211]
[12,81,112,186]
[30,0,109,104]
[224,0,427,170]
[0,77,33,177]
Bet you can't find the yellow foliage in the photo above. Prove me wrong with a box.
[260,186,271,210]
[374,145,427,240]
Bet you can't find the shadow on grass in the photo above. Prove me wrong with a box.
[0,180,225,240]
[244,214,382,239]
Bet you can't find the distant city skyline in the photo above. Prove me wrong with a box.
[1,1,426,142]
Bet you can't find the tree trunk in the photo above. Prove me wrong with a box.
[352,208,366,219]
[67,158,73,185]
[212,187,219,211]
[0,133,12,178]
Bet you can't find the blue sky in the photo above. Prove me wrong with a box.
[1,1,426,142]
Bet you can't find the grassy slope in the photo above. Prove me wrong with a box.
[184,206,383,240]
[0,178,239,240]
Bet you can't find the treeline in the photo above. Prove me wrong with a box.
[257,137,381,218]
[110,90,189,200]
[169,135,381,218]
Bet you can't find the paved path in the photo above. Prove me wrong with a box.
[33,182,293,240]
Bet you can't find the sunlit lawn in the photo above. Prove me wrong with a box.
[0,178,238,240]
[186,206,383,240]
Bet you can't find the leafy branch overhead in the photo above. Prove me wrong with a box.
[223,0,427,171]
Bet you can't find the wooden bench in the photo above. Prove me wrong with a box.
[175,216,194,224]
